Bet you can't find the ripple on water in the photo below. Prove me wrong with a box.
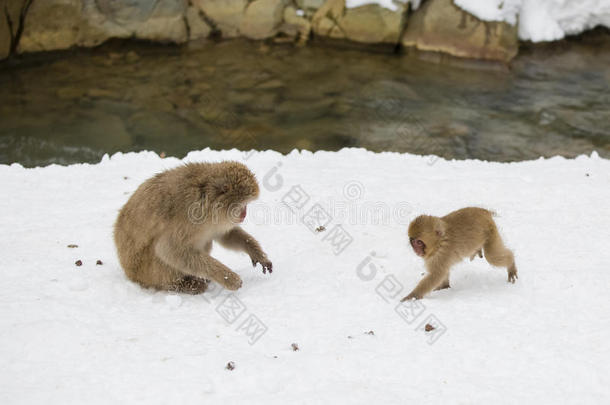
[0,36,609,166]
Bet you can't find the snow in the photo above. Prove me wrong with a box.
[346,1,420,13]
[346,0,610,42]
[455,0,610,42]
[454,0,521,25]
[1,148,610,403]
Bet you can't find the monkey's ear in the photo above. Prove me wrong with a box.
[434,220,447,237]
[211,179,230,195]
[198,183,207,198]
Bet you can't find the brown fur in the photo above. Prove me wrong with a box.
[402,207,517,300]
[114,161,272,293]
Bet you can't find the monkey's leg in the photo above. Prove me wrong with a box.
[155,234,243,290]
[218,227,272,273]
[125,254,207,293]
[470,249,483,261]
[483,228,518,283]
[434,275,450,291]
[401,269,450,300]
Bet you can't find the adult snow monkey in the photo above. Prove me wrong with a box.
[114,161,272,293]
[402,207,517,300]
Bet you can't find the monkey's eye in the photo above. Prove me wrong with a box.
[416,240,424,246]
[409,237,414,242]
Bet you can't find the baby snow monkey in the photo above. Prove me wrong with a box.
[402,207,517,301]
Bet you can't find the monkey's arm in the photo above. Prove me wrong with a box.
[401,259,451,301]
[155,232,242,290]
[218,227,273,274]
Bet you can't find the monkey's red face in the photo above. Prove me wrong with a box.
[227,203,249,224]
[410,237,426,257]
[408,215,446,259]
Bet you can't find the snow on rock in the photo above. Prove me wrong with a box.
[347,0,610,41]
[347,1,401,12]
[454,0,520,25]
[346,1,421,12]
[455,0,610,41]
[1,148,610,403]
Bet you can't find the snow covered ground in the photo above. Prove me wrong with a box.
[1,148,609,404]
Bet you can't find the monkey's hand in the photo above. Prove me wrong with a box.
[400,292,422,301]
[250,253,273,274]
[222,271,243,291]
[508,268,518,283]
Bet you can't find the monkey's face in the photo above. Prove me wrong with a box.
[408,215,445,259]
[226,202,250,224]
[409,237,426,257]
[207,162,260,225]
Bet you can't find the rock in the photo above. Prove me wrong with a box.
[133,15,187,43]
[314,16,342,39]
[240,0,285,40]
[18,0,84,53]
[281,6,311,44]
[7,0,519,62]
[340,4,403,44]
[98,0,188,43]
[401,0,518,62]
[312,1,404,44]
[94,0,158,23]
[0,0,30,59]
[312,0,344,27]
[193,0,247,38]
[297,0,325,11]
[186,5,212,40]
[18,0,188,54]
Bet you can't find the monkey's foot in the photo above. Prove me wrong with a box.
[174,276,208,294]
[434,282,450,291]
[508,270,518,283]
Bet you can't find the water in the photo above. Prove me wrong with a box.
[1,34,609,167]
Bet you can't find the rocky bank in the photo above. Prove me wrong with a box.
[1,0,519,62]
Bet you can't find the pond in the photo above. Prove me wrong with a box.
[1,34,609,167]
